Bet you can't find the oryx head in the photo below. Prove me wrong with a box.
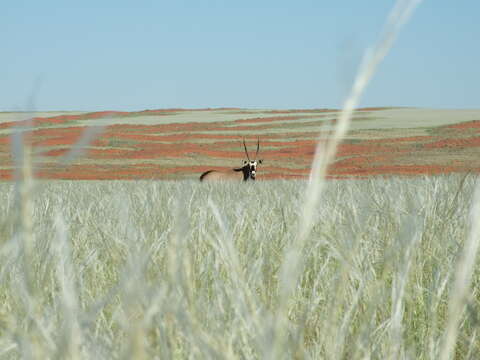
[243,138,263,180]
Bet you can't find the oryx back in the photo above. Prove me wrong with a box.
[199,169,244,182]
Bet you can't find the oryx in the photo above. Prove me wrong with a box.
[200,139,263,182]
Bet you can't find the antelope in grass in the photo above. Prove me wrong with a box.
[200,139,263,182]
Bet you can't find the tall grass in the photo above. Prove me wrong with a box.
[0,176,479,359]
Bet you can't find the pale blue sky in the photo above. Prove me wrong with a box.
[1,1,478,111]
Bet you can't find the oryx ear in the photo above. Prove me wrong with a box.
[258,159,263,164]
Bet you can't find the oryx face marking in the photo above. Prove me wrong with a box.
[200,138,263,182]
[244,160,261,180]
[250,161,257,179]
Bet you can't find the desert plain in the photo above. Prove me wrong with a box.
[1,107,479,180]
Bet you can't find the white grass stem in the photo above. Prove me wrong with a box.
[299,0,423,250]
[440,178,480,360]
[54,213,82,360]
[282,0,423,311]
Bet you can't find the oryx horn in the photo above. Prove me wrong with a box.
[243,138,251,161]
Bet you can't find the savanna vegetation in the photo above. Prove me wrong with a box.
[0,175,479,359]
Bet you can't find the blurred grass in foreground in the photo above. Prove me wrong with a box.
[0,175,479,359]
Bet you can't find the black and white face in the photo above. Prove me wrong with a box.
[244,159,262,180]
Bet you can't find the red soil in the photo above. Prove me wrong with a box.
[1,109,479,180]
[30,127,85,147]
[445,120,480,129]
[42,149,70,157]
[0,171,12,180]
[337,143,391,157]
[424,137,480,149]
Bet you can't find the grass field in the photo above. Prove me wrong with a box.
[0,175,479,358]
